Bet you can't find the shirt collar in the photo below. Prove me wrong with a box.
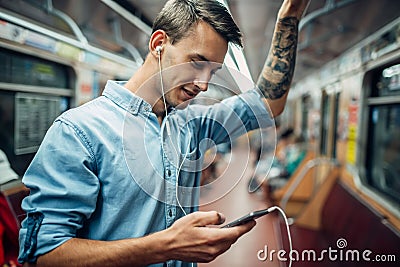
[102,80,153,115]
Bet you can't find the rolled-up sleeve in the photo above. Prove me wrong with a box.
[18,119,99,263]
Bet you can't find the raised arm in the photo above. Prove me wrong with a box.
[257,0,311,117]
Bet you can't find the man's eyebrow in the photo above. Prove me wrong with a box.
[195,54,223,70]
[195,53,210,62]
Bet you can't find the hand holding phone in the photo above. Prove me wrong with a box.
[221,208,271,228]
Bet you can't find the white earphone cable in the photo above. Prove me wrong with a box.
[267,206,293,267]
[157,48,171,135]
[157,46,194,267]
[175,132,192,217]
[157,47,291,267]
[157,46,189,217]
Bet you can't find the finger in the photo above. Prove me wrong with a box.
[190,211,226,226]
[239,219,257,232]
[229,219,257,236]
[215,212,226,225]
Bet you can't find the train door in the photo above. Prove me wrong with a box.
[300,94,311,141]
[0,47,74,176]
[319,83,340,158]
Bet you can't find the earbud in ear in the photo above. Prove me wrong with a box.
[155,46,163,54]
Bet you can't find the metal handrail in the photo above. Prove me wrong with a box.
[109,15,144,65]
[100,0,152,36]
[299,0,358,31]
[0,9,139,68]
[299,0,358,51]
[46,0,144,64]
[45,0,88,46]
[280,157,340,211]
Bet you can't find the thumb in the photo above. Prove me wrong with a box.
[188,211,226,227]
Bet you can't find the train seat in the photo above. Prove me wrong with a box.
[2,182,29,226]
[0,181,29,266]
[0,192,20,266]
[277,180,400,267]
[265,150,317,217]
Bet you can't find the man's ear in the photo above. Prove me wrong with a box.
[149,29,167,57]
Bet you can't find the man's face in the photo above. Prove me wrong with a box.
[160,21,228,108]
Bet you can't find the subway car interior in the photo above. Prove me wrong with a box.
[0,0,399,266]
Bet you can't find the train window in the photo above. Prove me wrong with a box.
[376,64,400,96]
[367,105,400,203]
[365,63,400,205]
[0,48,71,89]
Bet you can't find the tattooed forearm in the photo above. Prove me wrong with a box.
[257,17,299,100]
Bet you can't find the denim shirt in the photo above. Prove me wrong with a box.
[18,80,272,266]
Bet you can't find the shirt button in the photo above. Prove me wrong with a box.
[168,209,172,217]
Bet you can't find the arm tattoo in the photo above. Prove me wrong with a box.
[257,17,299,100]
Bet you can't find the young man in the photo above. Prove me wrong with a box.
[19,0,310,266]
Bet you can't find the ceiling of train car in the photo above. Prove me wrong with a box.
[121,0,400,84]
[5,0,398,84]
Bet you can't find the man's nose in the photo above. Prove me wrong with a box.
[194,79,209,92]
[194,70,212,91]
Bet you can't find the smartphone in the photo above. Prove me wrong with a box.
[221,208,271,228]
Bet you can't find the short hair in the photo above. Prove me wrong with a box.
[152,0,242,48]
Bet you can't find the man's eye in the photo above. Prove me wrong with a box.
[191,60,205,69]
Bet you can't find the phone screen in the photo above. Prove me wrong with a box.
[221,208,271,228]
